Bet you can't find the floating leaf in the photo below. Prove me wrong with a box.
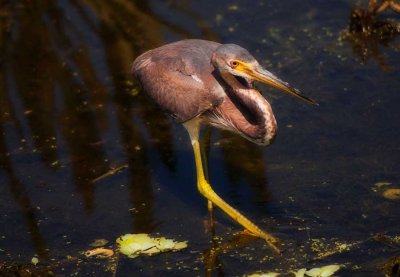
[293,268,307,277]
[116,233,187,258]
[248,273,280,277]
[374,182,392,188]
[305,264,341,277]
[157,237,175,250]
[31,256,39,266]
[382,188,400,200]
[85,247,114,257]
[175,241,188,250]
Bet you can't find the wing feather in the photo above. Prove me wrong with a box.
[132,40,224,122]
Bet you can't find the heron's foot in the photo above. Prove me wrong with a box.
[241,228,280,243]
[199,179,281,253]
[242,229,281,254]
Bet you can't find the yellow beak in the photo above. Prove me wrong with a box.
[240,64,318,105]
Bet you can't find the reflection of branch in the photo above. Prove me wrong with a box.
[166,0,219,41]
[91,164,128,183]
[219,134,272,206]
[113,91,158,233]
[1,0,219,266]
[0,123,49,259]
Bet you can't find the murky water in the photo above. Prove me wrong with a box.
[1,0,399,276]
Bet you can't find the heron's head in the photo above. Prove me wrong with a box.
[212,44,317,105]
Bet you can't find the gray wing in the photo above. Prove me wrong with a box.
[132,40,225,123]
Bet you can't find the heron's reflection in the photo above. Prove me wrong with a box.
[203,231,258,277]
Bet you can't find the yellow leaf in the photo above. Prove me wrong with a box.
[116,233,187,258]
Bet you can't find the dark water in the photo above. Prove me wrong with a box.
[1,0,400,276]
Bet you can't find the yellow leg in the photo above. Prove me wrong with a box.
[200,127,214,215]
[184,119,280,253]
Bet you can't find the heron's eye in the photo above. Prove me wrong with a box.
[230,60,239,68]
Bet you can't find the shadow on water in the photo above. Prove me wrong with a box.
[1,0,400,276]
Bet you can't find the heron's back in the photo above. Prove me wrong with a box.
[132,39,225,122]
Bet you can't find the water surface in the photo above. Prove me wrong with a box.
[1,0,399,276]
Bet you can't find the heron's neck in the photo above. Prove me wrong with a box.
[220,72,277,145]
[220,71,248,90]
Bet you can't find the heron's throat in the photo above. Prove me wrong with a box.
[233,75,253,89]
[220,72,277,145]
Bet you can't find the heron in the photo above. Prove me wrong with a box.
[132,39,317,252]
